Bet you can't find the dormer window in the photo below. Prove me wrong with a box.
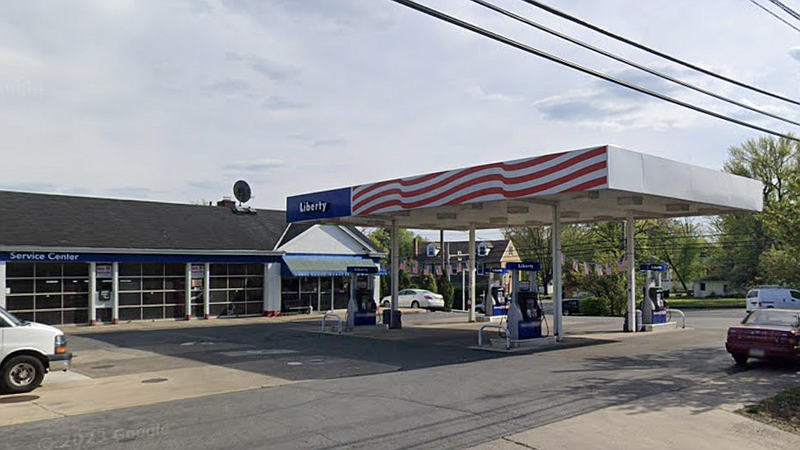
[477,242,490,257]
[426,243,439,257]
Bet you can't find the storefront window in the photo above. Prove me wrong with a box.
[5,262,89,325]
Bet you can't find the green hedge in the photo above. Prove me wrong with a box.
[579,296,611,316]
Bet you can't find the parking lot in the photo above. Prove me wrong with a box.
[2,309,799,450]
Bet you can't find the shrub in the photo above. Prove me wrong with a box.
[437,275,454,311]
[579,296,611,316]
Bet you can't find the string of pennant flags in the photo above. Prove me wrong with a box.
[397,255,672,279]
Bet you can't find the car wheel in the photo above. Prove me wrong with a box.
[0,355,45,394]
[411,301,420,309]
[732,353,749,366]
[382,300,390,308]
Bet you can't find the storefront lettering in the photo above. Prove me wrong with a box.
[299,201,328,213]
[8,252,81,261]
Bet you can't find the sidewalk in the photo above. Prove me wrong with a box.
[467,366,800,450]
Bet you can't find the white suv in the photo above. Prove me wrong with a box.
[745,286,800,312]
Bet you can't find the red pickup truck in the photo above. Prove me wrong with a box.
[726,309,800,366]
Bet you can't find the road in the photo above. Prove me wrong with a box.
[2,309,797,450]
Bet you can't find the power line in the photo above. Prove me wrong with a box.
[518,0,800,107]
[387,0,800,142]
[471,0,800,127]
[767,0,800,22]
[748,0,800,34]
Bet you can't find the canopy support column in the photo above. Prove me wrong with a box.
[626,211,637,333]
[390,219,400,328]
[552,202,563,342]
[468,223,476,323]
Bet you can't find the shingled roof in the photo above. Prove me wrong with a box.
[0,190,287,252]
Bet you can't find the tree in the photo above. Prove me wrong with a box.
[436,274,454,311]
[712,135,800,289]
[369,228,426,295]
[639,219,706,292]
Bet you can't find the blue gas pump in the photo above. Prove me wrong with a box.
[640,264,668,325]
[506,262,545,340]
[346,266,379,327]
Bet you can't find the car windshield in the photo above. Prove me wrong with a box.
[744,310,800,327]
[0,305,23,326]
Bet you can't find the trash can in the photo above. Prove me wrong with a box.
[382,309,402,329]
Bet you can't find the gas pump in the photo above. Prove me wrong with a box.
[484,268,509,318]
[346,266,379,327]
[640,264,668,325]
[506,262,546,340]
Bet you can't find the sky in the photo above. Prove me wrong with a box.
[2,0,800,240]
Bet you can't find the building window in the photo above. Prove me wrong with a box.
[5,262,89,325]
[210,263,264,316]
[700,282,706,291]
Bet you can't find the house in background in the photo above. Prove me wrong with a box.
[691,278,731,298]
[411,239,522,309]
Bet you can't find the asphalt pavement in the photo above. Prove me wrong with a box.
[2,309,798,450]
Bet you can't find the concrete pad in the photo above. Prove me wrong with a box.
[0,365,293,427]
[468,368,800,450]
[0,398,63,426]
[43,370,92,384]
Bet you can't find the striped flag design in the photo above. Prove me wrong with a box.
[350,146,608,216]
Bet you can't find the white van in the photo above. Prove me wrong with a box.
[745,287,800,312]
[0,305,71,394]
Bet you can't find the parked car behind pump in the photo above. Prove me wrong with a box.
[745,286,800,312]
[725,308,800,366]
[381,289,444,310]
[0,306,72,394]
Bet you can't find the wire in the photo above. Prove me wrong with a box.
[767,0,800,22]
[470,0,800,127]
[749,0,800,34]
[387,0,800,142]
[518,0,800,107]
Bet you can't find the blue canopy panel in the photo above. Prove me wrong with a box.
[281,254,382,277]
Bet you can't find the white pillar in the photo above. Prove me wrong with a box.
[203,263,211,319]
[317,277,322,313]
[468,223,476,322]
[390,219,399,327]
[372,274,380,307]
[627,212,637,332]
[552,203,563,342]
[0,261,6,309]
[264,262,281,316]
[184,263,192,320]
[112,262,119,324]
[89,262,97,325]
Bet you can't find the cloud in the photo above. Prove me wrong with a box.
[312,138,345,147]
[206,79,250,95]
[225,52,299,82]
[104,187,162,199]
[534,90,641,121]
[465,85,521,103]
[262,96,309,110]
[789,46,800,61]
[224,158,287,172]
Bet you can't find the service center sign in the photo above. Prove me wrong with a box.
[5,252,82,262]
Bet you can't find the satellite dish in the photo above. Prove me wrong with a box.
[233,180,252,204]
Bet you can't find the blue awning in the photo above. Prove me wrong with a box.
[282,254,381,277]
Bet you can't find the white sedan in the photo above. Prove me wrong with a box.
[381,289,445,310]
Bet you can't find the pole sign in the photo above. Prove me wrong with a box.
[506,262,541,271]
[487,268,507,274]
[347,266,379,274]
[639,264,667,272]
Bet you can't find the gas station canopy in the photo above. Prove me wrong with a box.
[287,145,763,228]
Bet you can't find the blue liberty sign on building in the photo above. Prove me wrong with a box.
[286,187,352,223]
